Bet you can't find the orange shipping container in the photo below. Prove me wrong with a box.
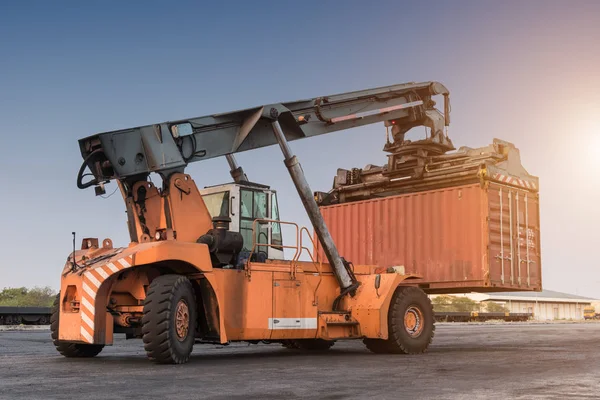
[317,182,541,294]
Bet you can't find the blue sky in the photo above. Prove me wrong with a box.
[1,1,599,297]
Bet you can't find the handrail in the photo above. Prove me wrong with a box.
[248,219,299,278]
[299,226,323,306]
[248,219,323,290]
[297,227,320,265]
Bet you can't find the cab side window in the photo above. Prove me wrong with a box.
[271,193,282,247]
[254,192,267,219]
[240,190,253,219]
[240,189,254,250]
[240,189,269,254]
[202,191,230,218]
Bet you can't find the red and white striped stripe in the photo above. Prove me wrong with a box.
[79,255,134,343]
[492,173,537,190]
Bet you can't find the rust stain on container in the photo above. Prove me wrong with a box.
[317,183,542,293]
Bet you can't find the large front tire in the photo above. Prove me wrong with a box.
[364,286,434,354]
[50,294,104,358]
[142,275,197,364]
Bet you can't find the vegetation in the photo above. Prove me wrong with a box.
[0,287,57,307]
[484,301,510,313]
[431,295,479,312]
[431,295,510,313]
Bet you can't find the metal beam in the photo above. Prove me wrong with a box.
[77,81,450,183]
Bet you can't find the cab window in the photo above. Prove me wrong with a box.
[202,191,230,218]
[254,191,267,219]
[271,193,282,247]
[240,189,269,253]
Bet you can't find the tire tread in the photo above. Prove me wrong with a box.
[364,286,435,354]
[142,274,196,364]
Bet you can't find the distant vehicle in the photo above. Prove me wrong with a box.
[0,307,51,325]
[583,306,600,320]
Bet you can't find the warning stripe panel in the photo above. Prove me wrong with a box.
[85,271,102,289]
[96,267,109,279]
[81,296,95,317]
[492,173,537,190]
[82,282,95,299]
[106,262,120,273]
[80,326,93,343]
[89,268,105,283]
[77,256,134,344]
[81,312,94,330]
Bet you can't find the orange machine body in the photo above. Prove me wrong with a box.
[58,173,413,346]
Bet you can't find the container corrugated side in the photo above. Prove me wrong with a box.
[487,182,541,290]
[317,183,541,293]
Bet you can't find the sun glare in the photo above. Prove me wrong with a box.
[576,108,600,164]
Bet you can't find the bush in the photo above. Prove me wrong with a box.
[432,295,478,312]
[485,301,509,313]
[0,287,57,307]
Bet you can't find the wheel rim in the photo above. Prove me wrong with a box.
[175,300,190,341]
[404,305,424,338]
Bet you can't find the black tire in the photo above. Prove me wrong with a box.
[51,294,104,358]
[142,274,197,364]
[364,286,434,354]
[281,339,335,351]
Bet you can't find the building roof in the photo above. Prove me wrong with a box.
[478,289,596,303]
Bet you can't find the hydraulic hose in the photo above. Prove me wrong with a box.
[76,149,104,189]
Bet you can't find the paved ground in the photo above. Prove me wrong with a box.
[2,323,600,400]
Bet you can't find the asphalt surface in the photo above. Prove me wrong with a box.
[1,323,600,400]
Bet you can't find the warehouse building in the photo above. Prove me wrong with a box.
[464,290,596,321]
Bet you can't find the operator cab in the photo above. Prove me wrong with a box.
[199,182,284,261]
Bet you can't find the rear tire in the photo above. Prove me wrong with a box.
[142,274,197,364]
[281,339,335,351]
[364,286,434,354]
[51,294,104,358]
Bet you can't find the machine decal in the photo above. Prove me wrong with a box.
[268,318,318,330]
[79,255,134,343]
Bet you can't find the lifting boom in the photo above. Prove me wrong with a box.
[76,81,452,297]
